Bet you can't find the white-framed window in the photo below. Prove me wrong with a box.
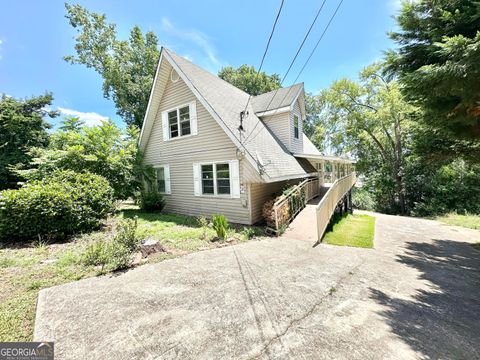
[162,101,197,141]
[154,165,171,194]
[193,160,240,198]
[293,114,299,139]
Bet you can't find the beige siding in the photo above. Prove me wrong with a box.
[290,100,304,153]
[262,111,291,151]
[143,72,251,224]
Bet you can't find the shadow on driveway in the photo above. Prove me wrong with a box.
[370,239,480,359]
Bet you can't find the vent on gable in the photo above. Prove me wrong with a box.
[170,69,179,83]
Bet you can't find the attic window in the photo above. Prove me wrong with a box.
[168,105,190,138]
[162,102,197,141]
[294,115,299,139]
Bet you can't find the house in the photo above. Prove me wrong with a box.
[139,47,353,225]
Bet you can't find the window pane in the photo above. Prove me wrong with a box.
[201,164,214,194]
[179,106,191,136]
[216,163,230,195]
[294,115,299,139]
[168,110,178,138]
[202,180,214,194]
[217,179,230,194]
[179,106,189,121]
[201,165,213,179]
[168,111,177,124]
[216,163,229,179]
[181,121,191,136]
[156,168,165,193]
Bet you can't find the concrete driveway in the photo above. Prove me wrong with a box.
[34,212,480,359]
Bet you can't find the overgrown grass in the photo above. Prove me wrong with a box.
[0,209,263,341]
[436,213,480,230]
[323,213,375,248]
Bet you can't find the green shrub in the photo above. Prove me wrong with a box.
[211,214,229,240]
[352,187,375,211]
[197,216,209,240]
[241,227,256,240]
[0,170,114,242]
[114,217,139,252]
[82,218,139,272]
[139,190,165,212]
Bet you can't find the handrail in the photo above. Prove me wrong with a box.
[273,178,310,207]
[316,172,356,241]
[269,177,320,233]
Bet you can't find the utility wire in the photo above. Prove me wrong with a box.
[245,0,345,146]
[242,0,327,144]
[241,0,285,115]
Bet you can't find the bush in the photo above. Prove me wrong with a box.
[241,227,256,240]
[197,216,209,240]
[352,187,375,211]
[139,190,165,212]
[0,170,115,242]
[211,214,229,240]
[82,218,139,272]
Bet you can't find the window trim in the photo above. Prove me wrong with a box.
[198,161,232,198]
[293,114,299,139]
[153,165,171,194]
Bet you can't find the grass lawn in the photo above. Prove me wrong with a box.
[435,213,480,230]
[0,208,264,342]
[323,213,375,248]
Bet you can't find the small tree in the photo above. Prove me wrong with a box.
[0,93,58,190]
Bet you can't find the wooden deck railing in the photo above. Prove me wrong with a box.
[270,177,320,233]
[316,172,356,241]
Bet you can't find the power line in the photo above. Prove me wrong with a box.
[242,0,327,144]
[241,0,285,116]
[245,0,345,146]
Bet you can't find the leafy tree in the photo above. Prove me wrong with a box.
[304,92,327,153]
[20,118,148,200]
[64,3,160,128]
[320,64,415,214]
[386,0,480,140]
[0,93,57,190]
[218,65,281,95]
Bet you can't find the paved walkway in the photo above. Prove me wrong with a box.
[284,196,322,242]
[35,212,480,359]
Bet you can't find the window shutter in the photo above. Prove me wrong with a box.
[162,111,169,140]
[229,160,240,198]
[164,165,171,194]
[193,163,201,196]
[190,101,198,135]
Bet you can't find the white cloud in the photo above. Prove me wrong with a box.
[57,107,108,127]
[160,17,220,66]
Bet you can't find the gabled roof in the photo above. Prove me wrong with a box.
[139,48,315,182]
[251,83,303,114]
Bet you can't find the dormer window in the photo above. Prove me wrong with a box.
[294,114,299,139]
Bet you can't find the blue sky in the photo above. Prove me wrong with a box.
[0,0,401,128]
